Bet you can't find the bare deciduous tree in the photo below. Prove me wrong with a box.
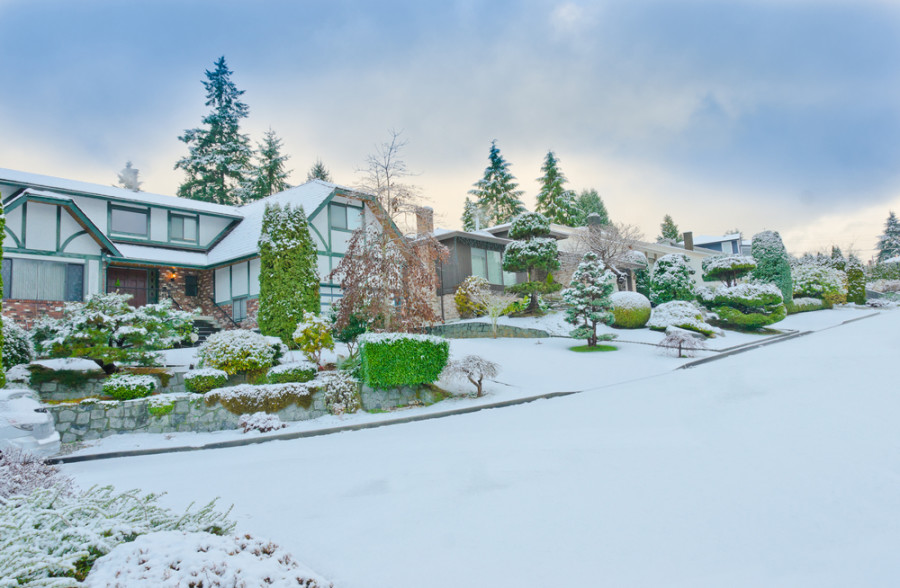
[355,129,421,231]
[443,355,500,397]
[570,219,645,277]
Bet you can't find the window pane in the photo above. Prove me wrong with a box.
[65,264,84,302]
[487,250,502,284]
[347,207,362,230]
[471,247,487,279]
[233,298,247,321]
[111,207,148,236]
[331,205,347,229]
[171,216,184,240]
[183,217,197,240]
[503,271,517,286]
[11,259,66,301]
[2,259,10,299]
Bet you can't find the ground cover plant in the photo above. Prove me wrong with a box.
[205,381,316,414]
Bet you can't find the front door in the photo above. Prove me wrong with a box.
[107,267,149,307]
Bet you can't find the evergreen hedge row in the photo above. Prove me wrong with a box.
[358,334,450,390]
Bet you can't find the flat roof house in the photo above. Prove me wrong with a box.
[0,168,395,330]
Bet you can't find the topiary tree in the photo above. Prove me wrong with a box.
[846,255,866,305]
[698,284,786,329]
[609,291,651,329]
[750,230,793,304]
[701,255,756,287]
[502,212,561,314]
[562,252,616,346]
[257,203,320,345]
[649,253,695,305]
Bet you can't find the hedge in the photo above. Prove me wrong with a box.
[358,333,450,389]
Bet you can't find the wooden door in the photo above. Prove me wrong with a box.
[107,267,148,307]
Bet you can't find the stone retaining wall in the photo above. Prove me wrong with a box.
[34,369,189,402]
[427,322,550,339]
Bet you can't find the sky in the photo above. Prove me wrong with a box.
[0,0,898,257]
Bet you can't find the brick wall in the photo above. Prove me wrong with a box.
[3,300,67,329]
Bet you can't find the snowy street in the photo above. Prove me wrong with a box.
[65,310,900,587]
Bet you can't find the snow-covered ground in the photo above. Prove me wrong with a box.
[65,307,897,587]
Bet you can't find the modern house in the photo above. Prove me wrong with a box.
[0,168,395,329]
[690,233,743,255]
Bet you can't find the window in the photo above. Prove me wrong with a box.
[471,247,487,280]
[232,297,247,322]
[169,213,198,242]
[2,258,83,301]
[471,246,512,285]
[110,205,149,237]
[184,275,198,297]
[330,203,362,231]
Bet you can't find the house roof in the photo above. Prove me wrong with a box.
[433,228,512,245]
[481,222,570,240]
[114,243,210,267]
[692,233,742,245]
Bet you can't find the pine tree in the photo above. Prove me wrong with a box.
[572,189,610,226]
[246,128,291,200]
[469,140,526,226]
[257,203,320,345]
[534,151,577,226]
[502,212,561,314]
[116,161,142,192]
[175,56,253,205]
[562,251,616,347]
[306,158,332,182]
[658,214,681,243]
[876,211,900,263]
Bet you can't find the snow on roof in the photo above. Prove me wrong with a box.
[433,228,511,244]
[692,234,742,245]
[115,243,210,266]
[0,167,242,217]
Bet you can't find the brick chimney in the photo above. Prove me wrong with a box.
[416,206,434,236]
[683,231,694,251]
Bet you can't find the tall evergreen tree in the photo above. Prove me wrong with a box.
[307,158,333,182]
[257,203,320,345]
[461,197,478,232]
[246,128,291,200]
[876,211,900,262]
[750,230,793,304]
[572,188,610,226]
[534,151,577,226]
[175,56,253,205]
[469,140,526,226]
[658,214,681,243]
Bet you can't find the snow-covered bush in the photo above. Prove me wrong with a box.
[102,373,157,400]
[454,275,489,318]
[238,412,287,433]
[5,363,30,385]
[263,335,289,366]
[0,447,73,499]
[2,322,34,370]
[792,263,847,307]
[610,291,651,329]
[267,360,317,384]
[698,283,786,329]
[198,329,276,375]
[183,367,228,394]
[750,230,793,303]
[562,252,616,346]
[442,355,499,397]
[647,301,719,337]
[358,333,450,389]
[649,253,696,305]
[319,370,361,415]
[846,256,866,305]
[205,381,314,414]
[788,297,826,313]
[0,485,234,585]
[702,255,756,287]
[33,293,196,369]
[658,328,707,358]
[293,311,335,368]
[83,531,331,588]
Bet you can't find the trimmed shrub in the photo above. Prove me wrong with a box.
[2,322,34,370]
[750,230,793,303]
[358,333,450,389]
[319,370,361,415]
[184,368,228,394]
[238,412,287,433]
[454,275,489,318]
[147,395,177,417]
[649,254,695,305]
[610,291,651,328]
[205,382,315,414]
[792,263,847,307]
[846,256,866,305]
[647,301,719,337]
[701,255,756,287]
[197,330,276,376]
[102,374,157,400]
[787,297,826,314]
[292,311,335,367]
[267,361,317,384]
[698,283,786,329]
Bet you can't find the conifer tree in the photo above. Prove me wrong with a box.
[257,203,320,345]
[535,150,577,226]
[562,252,616,347]
[469,140,526,226]
[461,197,478,232]
[658,214,681,243]
[307,158,333,182]
[572,189,610,226]
[750,230,793,304]
[876,211,900,262]
[175,56,253,205]
[502,212,561,314]
[246,128,291,200]
[846,255,866,305]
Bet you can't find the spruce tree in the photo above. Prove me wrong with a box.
[175,56,253,205]
[658,214,681,243]
[247,128,291,200]
[461,197,478,232]
[572,189,610,226]
[876,211,900,262]
[307,158,333,182]
[257,203,320,345]
[535,150,577,226]
[469,140,526,226]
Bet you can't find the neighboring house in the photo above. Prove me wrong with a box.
[0,168,394,329]
[691,233,743,255]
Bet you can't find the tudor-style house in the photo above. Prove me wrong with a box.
[0,168,395,330]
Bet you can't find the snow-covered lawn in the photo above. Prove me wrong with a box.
[65,307,898,587]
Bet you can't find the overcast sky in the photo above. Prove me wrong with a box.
[1,0,898,257]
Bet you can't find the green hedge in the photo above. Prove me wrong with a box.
[358,333,450,389]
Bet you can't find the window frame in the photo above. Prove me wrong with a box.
[329,202,363,232]
[3,257,84,302]
[232,296,248,322]
[109,204,150,239]
[168,212,200,244]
